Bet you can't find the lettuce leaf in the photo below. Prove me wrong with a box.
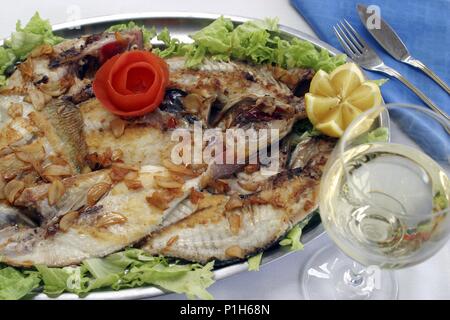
[8,12,63,60]
[153,28,187,58]
[279,214,315,252]
[247,253,263,271]
[279,224,304,252]
[30,249,215,300]
[0,12,63,86]
[155,16,345,72]
[191,16,234,55]
[0,267,40,300]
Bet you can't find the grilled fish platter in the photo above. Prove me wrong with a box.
[0,13,360,299]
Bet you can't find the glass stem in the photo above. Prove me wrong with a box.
[344,267,364,287]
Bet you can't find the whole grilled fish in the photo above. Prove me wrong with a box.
[142,137,335,263]
[0,165,205,267]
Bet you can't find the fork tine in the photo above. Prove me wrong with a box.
[343,19,369,48]
[338,21,363,52]
[336,24,361,55]
[333,26,356,58]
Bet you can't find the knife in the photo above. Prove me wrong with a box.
[357,3,450,94]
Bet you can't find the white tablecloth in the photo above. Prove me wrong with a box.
[2,0,449,300]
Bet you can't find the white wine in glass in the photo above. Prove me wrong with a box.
[302,104,450,299]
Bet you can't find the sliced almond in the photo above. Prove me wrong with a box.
[207,179,230,194]
[189,188,204,205]
[237,180,260,192]
[225,245,244,259]
[39,81,69,97]
[18,59,33,81]
[154,175,184,189]
[87,183,111,206]
[8,103,23,118]
[162,159,196,176]
[28,87,46,111]
[124,179,143,190]
[4,179,25,204]
[96,212,127,228]
[14,142,45,163]
[42,164,72,178]
[227,213,241,235]
[112,162,139,172]
[48,179,65,206]
[109,165,129,182]
[110,118,126,138]
[48,156,69,167]
[124,170,139,180]
[225,195,244,211]
[59,211,79,232]
[146,191,170,210]
[3,170,20,182]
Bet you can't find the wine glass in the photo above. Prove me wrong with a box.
[301,103,450,300]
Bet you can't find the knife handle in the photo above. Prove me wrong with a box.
[403,57,450,94]
[376,65,449,122]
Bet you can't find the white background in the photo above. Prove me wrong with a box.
[2,0,449,300]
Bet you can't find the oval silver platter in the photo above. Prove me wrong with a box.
[27,12,386,300]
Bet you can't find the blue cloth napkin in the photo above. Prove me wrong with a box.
[291,0,449,161]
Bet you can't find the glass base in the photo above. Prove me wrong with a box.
[301,243,398,300]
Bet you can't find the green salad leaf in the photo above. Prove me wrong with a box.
[153,27,187,58]
[1,249,215,300]
[154,16,346,71]
[247,253,263,271]
[0,266,40,300]
[7,12,63,60]
[279,213,316,252]
[279,224,304,252]
[0,12,63,86]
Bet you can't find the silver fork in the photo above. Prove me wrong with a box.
[334,19,449,122]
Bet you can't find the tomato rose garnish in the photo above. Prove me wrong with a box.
[93,50,169,117]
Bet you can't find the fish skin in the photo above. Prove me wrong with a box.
[0,96,88,188]
[39,99,88,172]
[141,137,335,263]
[0,202,36,229]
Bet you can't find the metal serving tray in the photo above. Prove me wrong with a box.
[20,12,384,299]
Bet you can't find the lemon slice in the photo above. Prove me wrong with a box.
[305,94,340,125]
[309,70,336,97]
[346,82,382,110]
[315,107,344,138]
[305,62,383,137]
[329,63,365,98]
